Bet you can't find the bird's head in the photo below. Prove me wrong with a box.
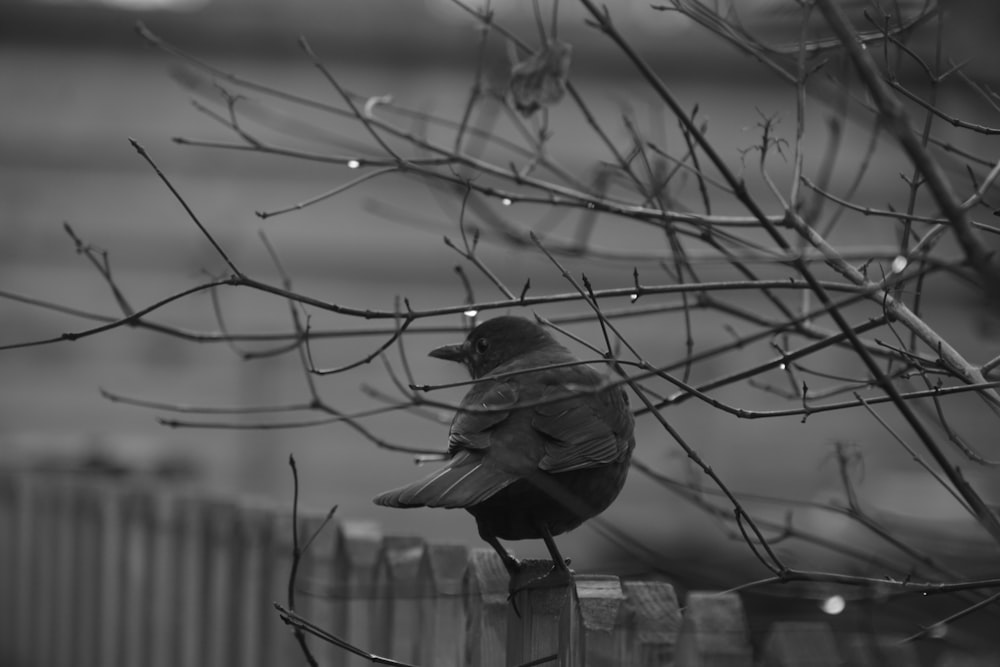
[429,316,560,378]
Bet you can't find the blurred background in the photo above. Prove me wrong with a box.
[3,0,1000,653]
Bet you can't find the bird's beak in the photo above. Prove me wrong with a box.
[428,342,466,363]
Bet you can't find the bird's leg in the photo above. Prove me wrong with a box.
[478,526,527,615]
[533,522,574,586]
[478,524,521,575]
[539,523,573,573]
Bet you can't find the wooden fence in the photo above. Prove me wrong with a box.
[0,469,977,666]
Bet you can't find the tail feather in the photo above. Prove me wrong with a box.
[373,451,516,509]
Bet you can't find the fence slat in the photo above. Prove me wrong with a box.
[372,534,426,662]
[622,580,681,666]
[297,508,341,667]
[935,648,1000,666]
[200,499,242,667]
[50,478,78,667]
[0,472,15,667]
[419,542,469,667]
[464,548,509,667]
[115,485,156,667]
[223,500,252,667]
[168,494,206,667]
[232,500,275,667]
[150,489,183,667]
[335,519,383,667]
[559,574,626,667]
[840,632,921,667]
[269,507,302,665]
[89,481,122,667]
[675,590,753,667]
[506,559,571,667]
[29,476,58,667]
[2,473,30,667]
[760,621,841,666]
[69,481,99,667]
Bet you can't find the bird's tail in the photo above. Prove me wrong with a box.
[373,450,516,509]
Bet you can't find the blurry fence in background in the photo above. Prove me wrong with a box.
[0,468,978,667]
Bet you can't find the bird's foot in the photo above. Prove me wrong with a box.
[519,563,574,589]
[508,557,570,573]
[506,560,575,617]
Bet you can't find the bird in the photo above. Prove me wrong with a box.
[373,315,635,596]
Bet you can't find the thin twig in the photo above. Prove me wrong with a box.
[287,454,320,667]
[129,138,242,277]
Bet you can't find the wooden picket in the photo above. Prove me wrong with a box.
[0,469,993,666]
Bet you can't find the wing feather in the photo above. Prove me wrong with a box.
[372,450,519,509]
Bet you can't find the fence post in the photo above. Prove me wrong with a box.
[335,519,383,667]
[675,591,753,667]
[506,559,571,667]
[419,542,469,667]
[559,574,626,667]
[621,580,681,666]
[464,548,509,667]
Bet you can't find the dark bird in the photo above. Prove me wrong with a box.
[373,316,635,594]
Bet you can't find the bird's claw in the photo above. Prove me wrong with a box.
[507,590,520,618]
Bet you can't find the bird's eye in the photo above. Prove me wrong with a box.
[475,338,490,353]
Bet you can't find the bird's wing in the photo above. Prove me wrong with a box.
[373,380,525,509]
[372,449,519,509]
[531,382,633,473]
[446,380,519,453]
